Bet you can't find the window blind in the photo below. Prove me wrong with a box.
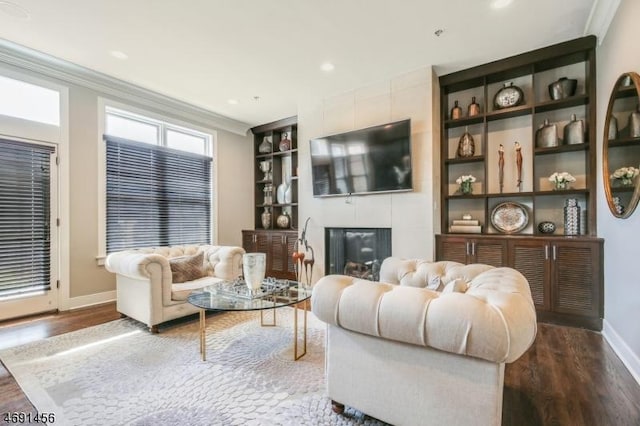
[105,135,212,253]
[0,139,54,298]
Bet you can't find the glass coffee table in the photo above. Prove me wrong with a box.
[187,279,312,362]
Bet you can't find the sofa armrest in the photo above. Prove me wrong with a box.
[312,269,537,363]
[205,246,245,280]
[105,251,171,281]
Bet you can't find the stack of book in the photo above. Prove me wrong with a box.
[449,219,481,234]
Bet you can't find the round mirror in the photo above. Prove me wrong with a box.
[603,72,640,218]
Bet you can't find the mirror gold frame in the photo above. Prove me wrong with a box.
[602,72,640,219]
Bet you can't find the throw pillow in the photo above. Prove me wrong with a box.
[169,251,205,283]
[441,278,469,294]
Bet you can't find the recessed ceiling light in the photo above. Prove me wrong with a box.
[227,99,239,105]
[109,50,128,60]
[321,62,335,72]
[490,0,513,9]
[0,1,30,20]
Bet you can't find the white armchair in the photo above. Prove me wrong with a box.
[105,244,244,332]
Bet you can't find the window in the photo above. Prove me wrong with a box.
[0,139,55,298]
[104,108,213,253]
[0,75,60,126]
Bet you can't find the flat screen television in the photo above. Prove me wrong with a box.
[310,119,412,197]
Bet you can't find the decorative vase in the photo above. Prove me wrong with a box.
[261,207,271,229]
[284,183,293,203]
[494,82,524,109]
[279,132,291,151]
[457,129,475,158]
[538,221,556,234]
[613,197,625,215]
[535,119,558,148]
[276,212,291,228]
[554,181,569,190]
[276,183,287,204]
[564,198,580,236]
[259,160,272,181]
[263,184,273,205]
[450,100,463,119]
[629,104,640,138]
[243,253,266,294]
[548,77,577,100]
[608,115,618,140]
[258,136,272,154]
[563,114,584,145]
[467,96,480,117]
[460,181,473,195]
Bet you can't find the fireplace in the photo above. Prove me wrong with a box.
[325,228,391,281]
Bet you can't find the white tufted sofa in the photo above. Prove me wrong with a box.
[106,245,244,332]
[311,257,537,426]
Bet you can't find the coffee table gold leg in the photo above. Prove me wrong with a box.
[199,309,206,361]
[260,299,277,327]
[294,300,308,360]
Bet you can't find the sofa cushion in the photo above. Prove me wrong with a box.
[169,251,205,283]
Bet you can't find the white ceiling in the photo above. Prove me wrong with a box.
[0,0,598,127]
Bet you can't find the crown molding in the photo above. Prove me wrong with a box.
[0,38,251,136]
[584,0,621,44]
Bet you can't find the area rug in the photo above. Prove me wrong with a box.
[0,309,386,425]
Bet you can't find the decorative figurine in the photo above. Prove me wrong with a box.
[515,141,523,192]
[498,144,505,194]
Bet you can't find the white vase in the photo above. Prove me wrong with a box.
[284,184,292,203]
[276,183,287,204]
[243,253,266,293]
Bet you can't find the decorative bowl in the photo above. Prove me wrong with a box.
[548,77,577,100]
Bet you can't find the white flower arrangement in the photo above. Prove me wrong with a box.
[455,175,477,184]
[610,166,639,185]
[548,172,576,184]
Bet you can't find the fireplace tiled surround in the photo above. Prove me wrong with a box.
[325,228,392,281]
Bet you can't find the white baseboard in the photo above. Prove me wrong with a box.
[602,319,640,386]
[66,290,116,311]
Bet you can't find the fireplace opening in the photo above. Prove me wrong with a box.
[325,228,391,281]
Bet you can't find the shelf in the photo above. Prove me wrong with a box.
[615,85,638,99]
[534,94,588,113]
[445,193,487,200]
[487,191,534,198]
[445,155,485,164]
[444,115,484,129]
[608,137,640,147]
[534,143,589,155]
[534,189,589,196]
[256,153,273,159]
[486,105,532,122]
[272,148,298,157]
[256,179,273,184]
[271,203,299,207]
[610,186,636,193]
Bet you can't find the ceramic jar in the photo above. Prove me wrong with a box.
[629,104,640,138]
[276,212,291,229]
[467,96,481,117]
[457,129,475,158]
[563,114,585,145]
[279,133,291,151]
[608,115,618,140]
[450,100,463,119]
[536,119,558,148]
[548,77,577,100]
[258,136,272,153]
[537,221,556,234]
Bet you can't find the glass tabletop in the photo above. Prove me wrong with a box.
[187,279,312,311]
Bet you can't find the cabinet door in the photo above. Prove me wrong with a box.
[436,236,469,264]
[509,239,551,311]
[471,239,507,267]
[551,241,601,317]
[242,231,256,252]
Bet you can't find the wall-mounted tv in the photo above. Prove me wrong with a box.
[310,119,412,197]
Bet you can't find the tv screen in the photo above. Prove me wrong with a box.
[310,119,412,197]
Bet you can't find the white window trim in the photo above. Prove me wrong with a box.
[96,98,218,265]
[0,65,71,313]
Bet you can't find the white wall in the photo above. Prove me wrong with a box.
[298,68,439,282]
[596,0,640,383]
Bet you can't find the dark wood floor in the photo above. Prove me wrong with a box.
[1,303,639,425]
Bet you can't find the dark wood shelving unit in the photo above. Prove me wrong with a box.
[437,36,603,330]
[243,116,299,280]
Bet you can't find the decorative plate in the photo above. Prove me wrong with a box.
[493,82,525,109]
[491,202,529,233]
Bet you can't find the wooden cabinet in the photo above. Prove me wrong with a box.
[242,230,297,280]
[436,235,507,266]
[437,234,603,330]
[436,36,604,330]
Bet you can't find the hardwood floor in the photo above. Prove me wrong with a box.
[1,304,639,425]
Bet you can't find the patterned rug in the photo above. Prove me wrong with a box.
[0,310,386,426]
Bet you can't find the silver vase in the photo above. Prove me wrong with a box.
[564,198,580,236]
[261,207,271,229]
